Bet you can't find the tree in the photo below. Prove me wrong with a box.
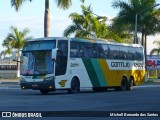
[150,40,160,56]
[1,49,12,64]
[11,0,84,37]
[112,0,160,45]
[112,0,160,71]
[3,26,32,77]
[63,5,108,38]
[0,51,5,60]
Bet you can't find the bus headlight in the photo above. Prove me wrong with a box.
[20,77,26,82]
[44,77,54,81]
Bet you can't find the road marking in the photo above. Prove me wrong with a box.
[0,86,20,89]
[135,85,160,88]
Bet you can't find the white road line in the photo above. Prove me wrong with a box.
[135,85,160,88]
[0,86,20,89]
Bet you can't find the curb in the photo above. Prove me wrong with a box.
[0,79,19,83]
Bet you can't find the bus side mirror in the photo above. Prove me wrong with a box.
[52,48,58,61]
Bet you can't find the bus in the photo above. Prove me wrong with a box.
[19,37,145,94]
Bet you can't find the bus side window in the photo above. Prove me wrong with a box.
[98,44,108,58]
[56,40,68,76]
[57,41,68,57]
[135,47,143,61]
[108,45,119,59]
[128,47,135,60]
[70,42,78,58]
[84,43,97,58]
[119,46,127,60]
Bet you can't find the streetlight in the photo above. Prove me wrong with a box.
[134,4,160,44]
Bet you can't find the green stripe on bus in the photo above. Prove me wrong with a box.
[82,59,101,87]
[91,59,107,87]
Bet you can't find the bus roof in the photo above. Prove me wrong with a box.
[26,37,143,48]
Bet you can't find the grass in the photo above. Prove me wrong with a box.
[145,79,154,84]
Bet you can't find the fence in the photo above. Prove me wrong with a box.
[0,65,17,79]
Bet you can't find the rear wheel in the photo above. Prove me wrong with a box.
[68,78,80,94]
[120,77,128,91]
[127,77,134,91]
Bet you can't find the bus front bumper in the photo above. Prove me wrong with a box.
[20,80,55,91]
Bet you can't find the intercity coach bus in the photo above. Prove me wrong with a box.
[18,37,145,94]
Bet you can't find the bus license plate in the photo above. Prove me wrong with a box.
[32,84,38,87]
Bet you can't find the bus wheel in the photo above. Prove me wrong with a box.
[68,78,80,94]
[127,77,134,91]
[120,77,128,91]
[40,89,49,95]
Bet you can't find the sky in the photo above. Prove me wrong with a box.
[0,0,160,54]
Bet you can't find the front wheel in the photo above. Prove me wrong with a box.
[68,78,80,94]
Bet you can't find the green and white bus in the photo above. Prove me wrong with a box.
[19,37,145,94]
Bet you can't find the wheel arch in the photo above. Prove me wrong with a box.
[71,75,80,86]
[122,75,128,82]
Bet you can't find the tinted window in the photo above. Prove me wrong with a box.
[108,45,119,59]
[84,43,97,58]
[70,42,84,58]
[70,42,78,57]
[135,47,143,61]
[119,46,128,59]
[97,44,109,58]
[56,40,68,76]
[128,47,135,60]
[23,41,55,51]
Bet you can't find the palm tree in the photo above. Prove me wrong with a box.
[112,0,159,45]
[112,0,160,71]
[11,0,84,37]
[1,49,13,64]
[2,38,14,64]
[0,51,5,60]
[150,40,160,56]
[3,26,32,77]
[63,5,108,38]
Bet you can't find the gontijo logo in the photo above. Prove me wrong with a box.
[111,62,130,68]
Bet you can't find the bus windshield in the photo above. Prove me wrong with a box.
[21,51,53,75]
[21,40,55,75]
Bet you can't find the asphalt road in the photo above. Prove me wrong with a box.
[0,82,160,120]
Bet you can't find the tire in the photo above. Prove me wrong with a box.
[40,89,49,95]
[120,77,128,91]
[68,78,80,94]
[127,77,134,91]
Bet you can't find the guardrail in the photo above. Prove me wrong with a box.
[0,65,17,78]
[0,65,17,70]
